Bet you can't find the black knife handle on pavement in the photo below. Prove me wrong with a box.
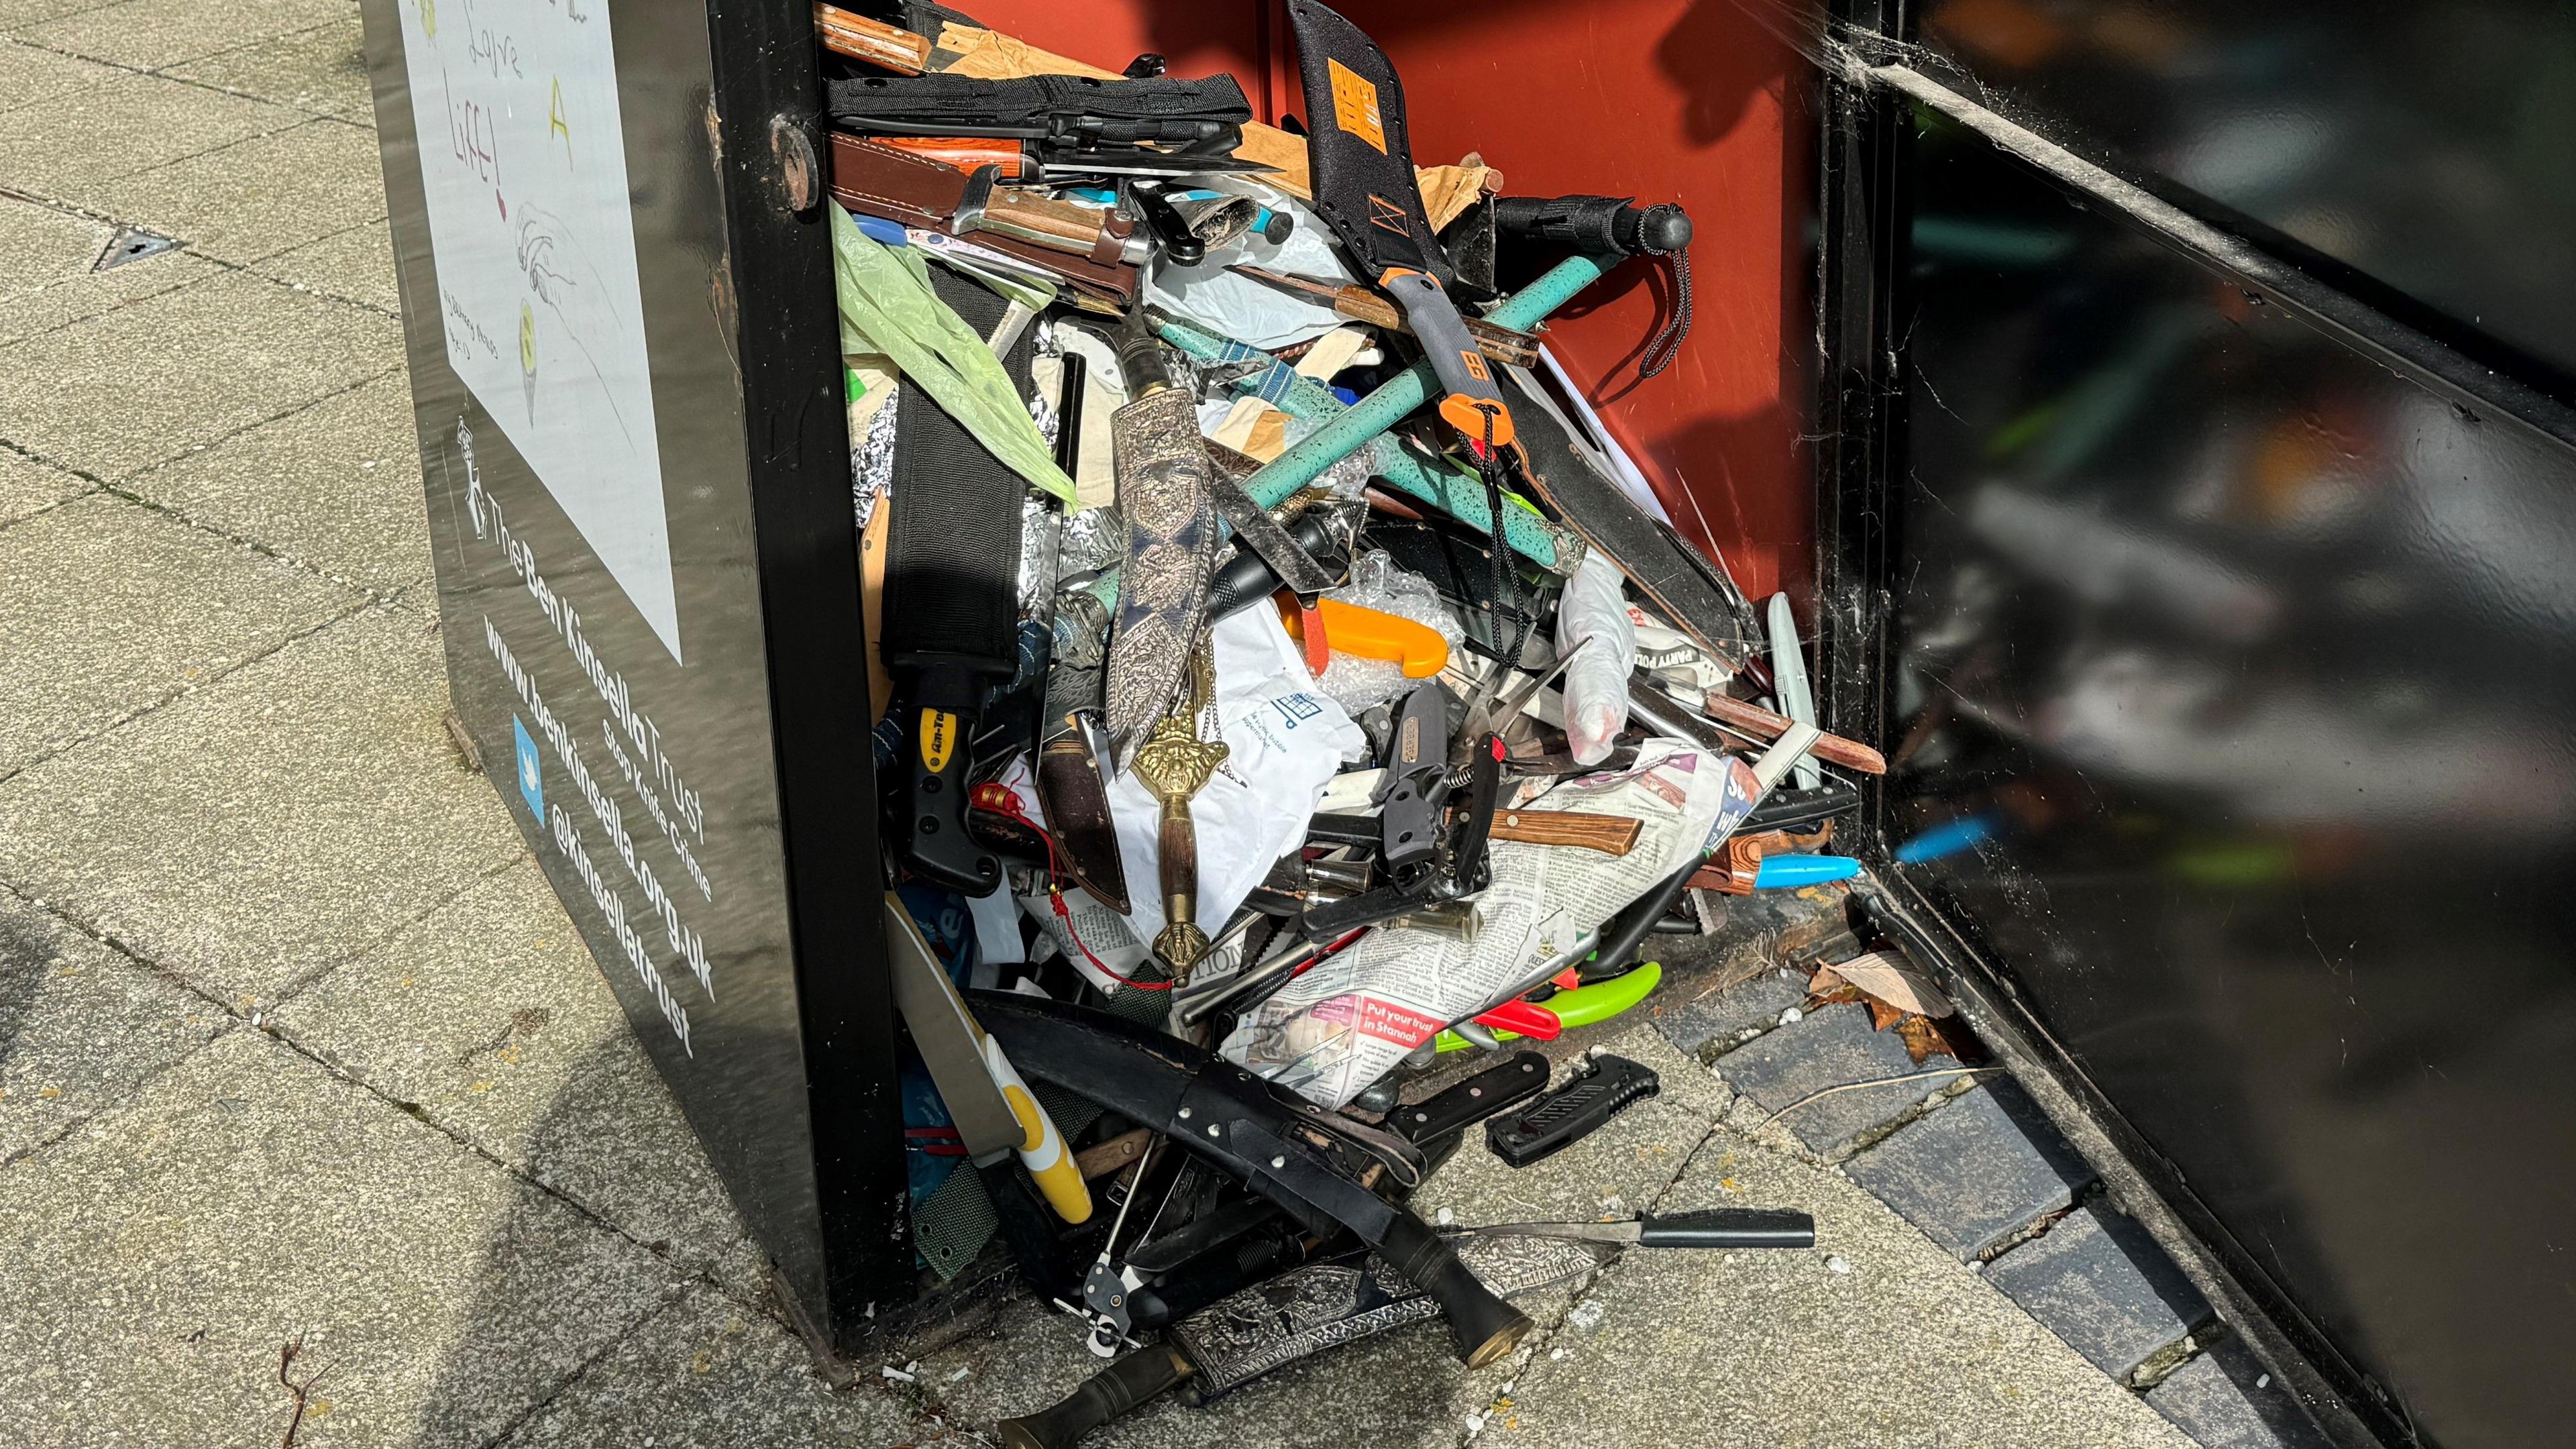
[1638,1208,1816,1250]
[995,1345,1194,1449]
[894,657,1008,894]
[1391,1050,1552,1148]
[1486,1053,1661,1169]
[1379,1203,1533,1367]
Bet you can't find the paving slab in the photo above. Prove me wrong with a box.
[0,0,111,30]
[0,884,225,1160]
[252,215,399,313]
[0,189,219,350]
[272,858,757,1287]
[1984,1204,2212,1383]
[91,115,384,265]
[15,0,345,70]
[917,1027,1729,1447]
[0,1028,681,1449]
[1650,962,1808,1060]
[0,605,526,1004]
[1844,1079,2097,1261]
[500,1288,926,1447]
[1709,1000,1941,1159]
[0,268,400,479]
[0,491,359,772]
[0,70,303,199]
[2147,1340,2333,1449]
[1498,1120,2196,1449]
[164,11,370,117]
[121,368,429,592]
[0,447,91,525]
[0,34,104,113]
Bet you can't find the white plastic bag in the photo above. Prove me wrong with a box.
[1554,552,1640,765]
[1005,602,1364,966]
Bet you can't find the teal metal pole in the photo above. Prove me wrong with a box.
[1242,252,1613,509]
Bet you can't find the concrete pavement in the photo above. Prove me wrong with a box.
[0,3,2278,1444]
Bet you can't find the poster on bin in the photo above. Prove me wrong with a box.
[396,0,680,662]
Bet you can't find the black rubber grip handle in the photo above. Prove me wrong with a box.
[1207,511,1346,619]
[1578,855,1698,983]
[1491,195,1692,256]
[893,660,1004,894]
[1638,1208,1816,1250]
[1485,1053,1660,1169]
[1378,1203,1532,1367]
[996,1346,1193,1449]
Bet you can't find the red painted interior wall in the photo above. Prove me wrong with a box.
[952,0,1815,606]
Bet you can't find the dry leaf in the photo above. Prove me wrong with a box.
[1894,1015,1945,1064]
[1831,949,1954,1018]
[1893,1013,1986,1066]
[1806,965,1865,1011]
[1866,998,1904,1032]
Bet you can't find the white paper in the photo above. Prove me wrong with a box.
[1005,604,1364,975]
[398,0,679,659]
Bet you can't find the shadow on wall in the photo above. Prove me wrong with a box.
[1656,0,1807,148]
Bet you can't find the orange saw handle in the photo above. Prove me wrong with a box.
[1279,596,1450,678]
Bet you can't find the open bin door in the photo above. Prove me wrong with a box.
[1816,3,2576,1445]
[361,0,900,1346]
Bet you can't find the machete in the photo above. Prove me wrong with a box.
[970,990,1534,1367]
[1284,0,1516,458]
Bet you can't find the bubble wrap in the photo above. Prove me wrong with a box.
[1309,550,1463,714]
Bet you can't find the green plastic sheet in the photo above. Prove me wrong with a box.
[830,205,1075,504]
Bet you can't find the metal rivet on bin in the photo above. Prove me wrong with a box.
[768,113,820,213]
[1207,1124,1222,1137]
[1177,1106,1192,1120]
[1271,1155,1286,1169]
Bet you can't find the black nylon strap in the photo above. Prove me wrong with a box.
[825,72,1250,146]
[880,269,1030,665]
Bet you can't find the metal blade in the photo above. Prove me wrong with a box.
[883,896,1023,1159]
[1199,469,1342,598]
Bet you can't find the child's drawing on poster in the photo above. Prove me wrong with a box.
[400,0,683,661]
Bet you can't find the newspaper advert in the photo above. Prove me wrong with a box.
[1221,739,1768,1107]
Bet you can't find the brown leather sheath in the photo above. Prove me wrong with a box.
[828,134,1140,307]
[1036,716,1132,914]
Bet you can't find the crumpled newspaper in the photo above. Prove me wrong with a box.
[1223,739,1760,1107]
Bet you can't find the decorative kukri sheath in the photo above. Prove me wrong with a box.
[1102,311,1222,754]
[996,1234,1605,1449]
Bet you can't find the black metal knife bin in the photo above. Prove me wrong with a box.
[362,0,902,1352]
